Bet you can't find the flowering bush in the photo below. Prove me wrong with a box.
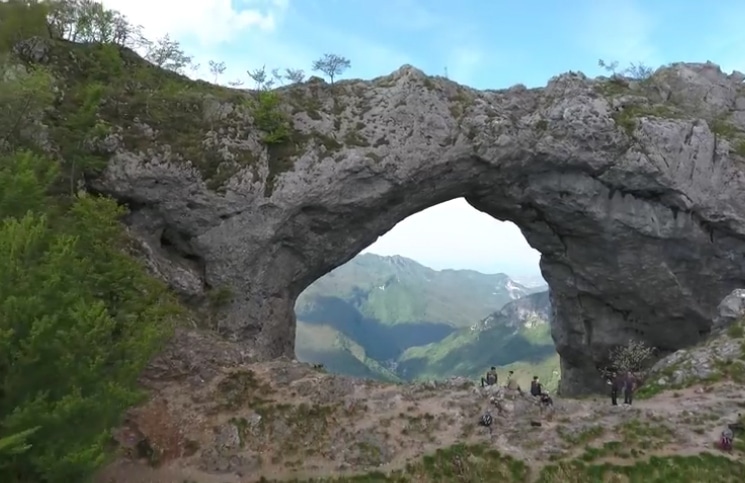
[610,339,656,373]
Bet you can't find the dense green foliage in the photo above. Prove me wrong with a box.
[0,3,181,481]
[0,152,178,481]
[398,319,559,390]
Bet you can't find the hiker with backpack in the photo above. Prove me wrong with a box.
[481,367,498,387]
[719,415,744,451]
[720,426,734,451]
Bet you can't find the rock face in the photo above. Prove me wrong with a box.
[21,37,745,395]
[495,290,551,330]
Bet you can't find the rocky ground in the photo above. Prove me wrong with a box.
[94,324,745,483]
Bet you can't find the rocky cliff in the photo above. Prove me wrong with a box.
[14,37,745,395]
[475,290,552,331]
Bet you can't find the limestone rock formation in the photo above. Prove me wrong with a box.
[646,288,745,390]
[15,37,745,395]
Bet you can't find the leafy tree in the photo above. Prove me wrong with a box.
[284,67,305,84]
[0,62,55,152]
[0,0,51,52]
[208,59,226,83]
[248,64,274,91]
[144,34,193,73]
[624,62,653,80]
[598,59,653,81]
[249,91,290,144]
[312,53,351,85]
[0,151,179,482]
[46,0,145,48]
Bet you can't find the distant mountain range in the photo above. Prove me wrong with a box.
[294,253,558,390]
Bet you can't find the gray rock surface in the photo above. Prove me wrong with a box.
[21,37,745,396]
[647,290,745,388]
[713,288,745,330]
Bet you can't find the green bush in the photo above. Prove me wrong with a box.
[0,0,50,53]
[249,90,291,144]
[0,151,179,482]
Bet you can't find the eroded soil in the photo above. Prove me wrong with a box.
[95,330,745,483]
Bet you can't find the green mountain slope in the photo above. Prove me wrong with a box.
[297,253,543,328]
[294,253,554,386]
[397,291,559,390]
[295,322,401,382]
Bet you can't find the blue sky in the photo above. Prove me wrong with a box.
[103,0,744,277]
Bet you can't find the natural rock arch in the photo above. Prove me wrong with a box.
[92,60,745,396]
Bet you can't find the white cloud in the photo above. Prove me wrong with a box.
[363,199,541,275]
[100,0,286,46]
[577,0,658,66]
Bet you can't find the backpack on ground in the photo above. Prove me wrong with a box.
[480,412,493,427]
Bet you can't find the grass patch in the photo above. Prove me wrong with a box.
[556,424,605,446]
[615,419,675,450]
[611,103,682,136]
[266,445,745,482]
[712,358,745,384]
[539,453,744,482]
[595,77,631,97]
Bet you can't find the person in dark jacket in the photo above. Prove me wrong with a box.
[481,367,498,387]
[530,376,543,397]
[623,371,637,405]
[610,372,624,406]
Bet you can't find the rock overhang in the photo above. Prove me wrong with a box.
[13,38,745,395]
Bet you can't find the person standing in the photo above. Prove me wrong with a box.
[623,371,637,405]
[610,371,624,406]
[530,376,543,397]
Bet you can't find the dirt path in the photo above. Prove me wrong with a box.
[95,363,745,483]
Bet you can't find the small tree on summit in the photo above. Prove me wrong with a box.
[312,53,351,85]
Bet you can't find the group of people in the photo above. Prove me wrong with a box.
[607,370,638,406]
[480,367,553,409]
[480,365,741,453]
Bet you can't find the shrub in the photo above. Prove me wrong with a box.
[609,339,656,374]
[0,151,179,482]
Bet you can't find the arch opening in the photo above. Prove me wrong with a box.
[215,145,737,397]
[143,65,745,398]
[293,198,557,391]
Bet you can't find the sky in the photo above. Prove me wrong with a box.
[99,0,745,278]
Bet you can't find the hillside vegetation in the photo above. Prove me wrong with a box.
[0,2,186,481]
[297,253,539,328]
[295,253,553,384]
[397,291,559,390]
